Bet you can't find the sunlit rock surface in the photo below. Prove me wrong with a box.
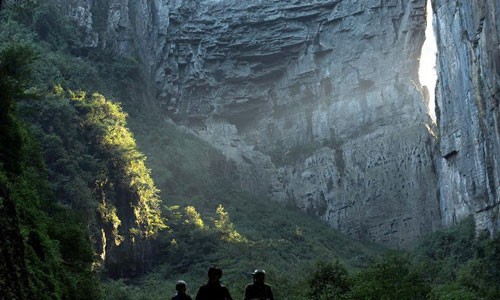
[434,1,500,234]
[61,0,440,248]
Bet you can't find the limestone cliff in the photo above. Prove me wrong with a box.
[434,1,500,234]
[163,0,439,248]
[60,0,441,248]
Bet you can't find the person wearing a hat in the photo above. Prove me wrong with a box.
[244,269,274,300]
[172,280,193,300]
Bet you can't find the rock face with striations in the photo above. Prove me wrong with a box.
[433,1,500,234]
[61,0,440,248]
[160,0,440,248]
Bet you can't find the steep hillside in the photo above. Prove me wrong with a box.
[121,113,386,299]
[0,0,165,283]
[0,42,101,300]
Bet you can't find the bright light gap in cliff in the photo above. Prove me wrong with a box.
[418,0,437,124]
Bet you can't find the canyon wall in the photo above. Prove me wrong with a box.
[166,0,440,248]
[434,0,500,234]
[62,0,440,248]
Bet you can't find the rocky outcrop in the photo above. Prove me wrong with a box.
[58,0,169,78]
[60,0,441,248]
[159,0,439,248]
[434,1,500,234]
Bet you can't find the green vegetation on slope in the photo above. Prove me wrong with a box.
[111,114,385,300]
[0,42,101,299]
[18,87,167,277]
[1,0,164,293]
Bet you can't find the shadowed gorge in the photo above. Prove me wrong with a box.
[1,0,500,299]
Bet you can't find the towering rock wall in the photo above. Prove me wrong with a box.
[61,0,440,248]
[160,0,439,248]
[434,1,500,234]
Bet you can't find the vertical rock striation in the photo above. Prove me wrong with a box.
[434,1,500,233]
[58,0,169,79]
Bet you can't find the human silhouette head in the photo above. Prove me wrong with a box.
[207,266,223,284]
[176,280,187,294]
[252,269,266,285]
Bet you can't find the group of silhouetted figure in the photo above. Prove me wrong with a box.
[172,266,274,300]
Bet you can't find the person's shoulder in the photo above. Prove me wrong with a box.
[244,283,254,289]
[220,284,231,294]
[196,284,209,294]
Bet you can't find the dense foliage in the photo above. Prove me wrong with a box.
[307,260,351,300]
[18,83,166,278]
[1,0,164,295]
[303,218,500,300]
[0,42,101,299]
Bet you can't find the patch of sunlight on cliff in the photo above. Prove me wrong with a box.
[418,0,437,124]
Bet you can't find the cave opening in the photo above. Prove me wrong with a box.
[418,0,438,124]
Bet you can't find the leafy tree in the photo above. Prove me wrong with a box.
[214,204,246,243]
[156,204,219,274]
[307,260,351,300]
[453,234,500,299]
[415,216,476,266]
[350,252,430,300]
[411,217,500,300]
[0,43,36,174]
[0,43,35,100]
[184,205,205,229]
[428,284,477,300]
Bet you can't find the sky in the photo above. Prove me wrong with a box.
[418,0,438,123]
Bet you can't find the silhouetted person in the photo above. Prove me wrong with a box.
[244,269,274,300]
[172,280,193,300]
[195,266,233,300]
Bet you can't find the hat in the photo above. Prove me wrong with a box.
[175,280,187,291]
[252,269,266,275]
[176,280,187,286]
